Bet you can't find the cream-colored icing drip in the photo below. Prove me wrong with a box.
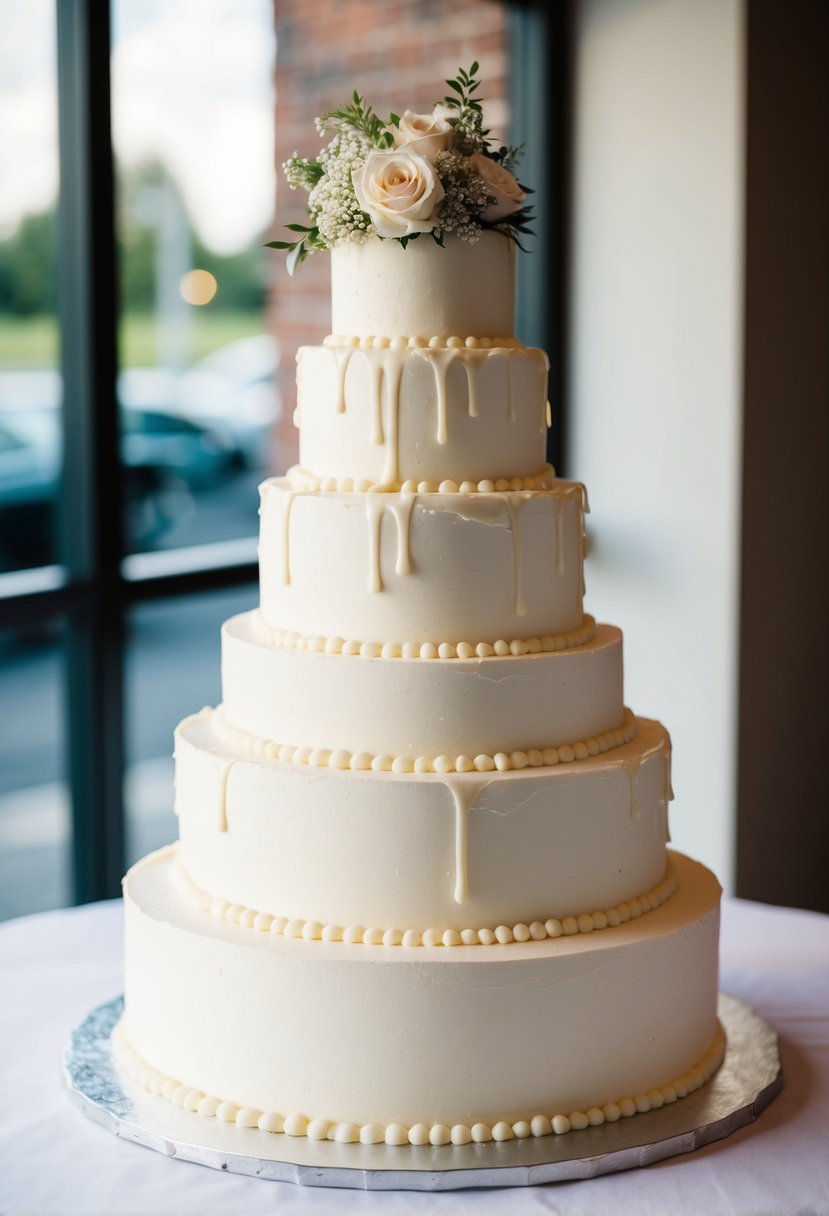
[280,491,298,585]
[504,496,527,616]
[330,347,354,413]
[622,757,643,819]
[366,494,385,593]
[663,751,674,842]
[324,345,548,481]
[366,492,417,591]
[216,758,237,833]
[664,750,675,803]
[325,347,409,487]
[463,357,481,418]
[390,492,416,575]
[379,353,404,487]
[537,355,549,434]
[368,358,384,445]
[505,352,515,422]
[554,501,566,575]
[444,776,492,905]
[258,479,274,517]
[419,347,458,444]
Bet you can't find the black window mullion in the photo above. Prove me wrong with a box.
[509,0,569,475]
[56,0,125,903]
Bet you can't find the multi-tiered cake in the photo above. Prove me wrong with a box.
[117,74,724,1150]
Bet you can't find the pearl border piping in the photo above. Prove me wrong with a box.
[113,1019,726,1146]
[285,463,556,495]
[322,334,526,350]
[255,613,597,661]
[175,855,678,949]
[213,706,637,776]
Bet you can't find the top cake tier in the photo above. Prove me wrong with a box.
[330,232,515,340]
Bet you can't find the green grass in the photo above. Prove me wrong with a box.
[0,310,264,370]
[0,315,59,368]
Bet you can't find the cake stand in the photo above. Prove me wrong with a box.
[64,993,781,1190]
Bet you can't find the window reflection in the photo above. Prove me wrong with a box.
[0,1,61,575]
[111,0,279,556]
[125,585,258,866]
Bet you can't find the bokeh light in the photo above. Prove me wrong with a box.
[179,268,217,305]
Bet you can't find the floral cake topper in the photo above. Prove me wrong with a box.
[268,64,533,274]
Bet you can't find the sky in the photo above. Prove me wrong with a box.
[0,0,276,254]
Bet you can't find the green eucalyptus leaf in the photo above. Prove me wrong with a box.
[286,240,306,276]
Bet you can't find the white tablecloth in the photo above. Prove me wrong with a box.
[2,896,828,1216]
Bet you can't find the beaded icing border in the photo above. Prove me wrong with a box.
[321,334,527,350]
[285,464,556,495]
[255,613,597,662]
[175,856,678,949]
[213,706,637,776]
[113,1019,726,1147]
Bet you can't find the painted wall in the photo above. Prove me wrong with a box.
[568,0,744,887]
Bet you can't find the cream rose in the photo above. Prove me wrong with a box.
[353,148,445,238]
[391,108,453,159]
[469,153,526,222]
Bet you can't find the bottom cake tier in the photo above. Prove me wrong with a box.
[119,846,722,1146]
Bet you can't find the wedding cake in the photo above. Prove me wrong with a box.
[116,69,724,1150]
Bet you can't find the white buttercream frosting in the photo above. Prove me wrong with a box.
[258,479,587,645]
[174,712,673,935]
[330,232,515,338]
[253,610,596,659]
[120,848,723,1138]
[295,341,549,488]
[220,612,626,763]
[114,1014,726,1144]
[174,849,679,947]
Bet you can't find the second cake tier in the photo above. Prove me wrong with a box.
[221,611,623,761]
[259,479,587,644]
[174,709,671,936]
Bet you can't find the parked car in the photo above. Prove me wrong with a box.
[172,335,281,469]
[0,395,235,573]
[0,334,280,574]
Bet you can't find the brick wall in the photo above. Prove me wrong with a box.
[268,0,508,468]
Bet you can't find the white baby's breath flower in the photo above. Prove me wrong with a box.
[390,108,453,159]
[353,148,445,238]
[468,153,526,221]
[308,130,375,247]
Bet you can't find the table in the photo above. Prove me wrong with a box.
[2,896,828,1216]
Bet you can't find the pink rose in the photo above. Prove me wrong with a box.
[469,153,526,222]
[353,149,445,238]
[391,108,453,160]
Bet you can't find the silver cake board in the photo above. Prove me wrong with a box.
[64,993,782,1190]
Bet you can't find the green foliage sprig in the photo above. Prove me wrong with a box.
[490,143,525,175]
[317,91,396,148]
[487,205,535,252]
[439,62,486,155]
[265,223,325,276]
